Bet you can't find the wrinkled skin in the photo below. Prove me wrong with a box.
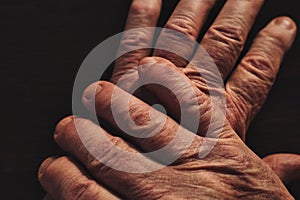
[40,81,293,199]
[39,0,300,199]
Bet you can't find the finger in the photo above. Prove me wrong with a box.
[188,0,264,80]
[53,116,172,199]
[38,156,120,200]
[154,0,216,67]
[263,154,300,184]
[82,81,201,156]
[111,0,162,90]
[226,17,297,138]
[137,57,228,138]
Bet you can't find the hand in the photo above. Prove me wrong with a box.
[39,82,296,199]
[38,0,300,199]
[111,0,294,140]
[109,0,300,183]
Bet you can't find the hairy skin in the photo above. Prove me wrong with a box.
[39,0,300,199]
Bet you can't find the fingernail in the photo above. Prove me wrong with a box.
[82,82,102,113]
[54,116,73,135]
[83,82,102,101]
[39,156,58,176]
[275,17,295,30]
[140,57,157,66]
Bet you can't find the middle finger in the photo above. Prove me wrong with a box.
[154,0,217,67]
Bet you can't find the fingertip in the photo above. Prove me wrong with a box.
[38,156,59,179]
[54,116,74,137]
[82,81,103,113]
[264,16,297,50]
[273,16,297,31]
[82,81,103,102]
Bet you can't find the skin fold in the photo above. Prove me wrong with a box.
[39,0,300,199]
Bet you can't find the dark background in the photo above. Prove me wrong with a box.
[1,0,300,199]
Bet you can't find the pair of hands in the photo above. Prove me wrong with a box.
[39,0,300,199]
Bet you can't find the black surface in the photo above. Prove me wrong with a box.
[1,0,300,199]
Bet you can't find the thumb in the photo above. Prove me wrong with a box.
[263,153,300,184]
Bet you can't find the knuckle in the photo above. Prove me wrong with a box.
[184,63,223,91]
[242,55,276,84]
[153,49,188,67]
[119,30,150,49]
[166,15,198,39]
[130,1,159,19]
[203,21,246,75]
[109,136,125,147]
[87,156,115,179]
[84,138,124,176]
[69,180,98,200]
[209,20,245,43]
[128,104,151,126]
[205,20,245,55]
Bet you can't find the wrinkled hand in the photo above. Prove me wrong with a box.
[38,0,300,199]
[39,81,296,199]
[109,0,300,183]
[112,0,295,141]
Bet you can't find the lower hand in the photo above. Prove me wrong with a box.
[39,81,297,199]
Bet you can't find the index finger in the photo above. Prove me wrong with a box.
[111,0,162,91]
